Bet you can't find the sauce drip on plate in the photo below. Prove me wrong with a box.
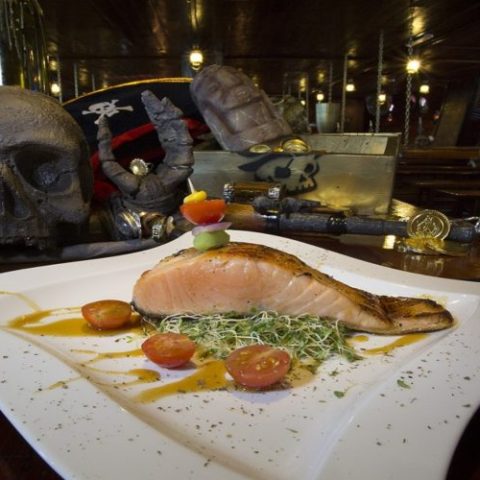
[72,348,144,364]
[136,360,230,402]
[8,308,142,337]
[363,333,428,355]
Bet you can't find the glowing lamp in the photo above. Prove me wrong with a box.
[419,83,430,94]
[189,49,204,70]
[345,80,355,92]
[50,82,61,95]
[406,58,421,74]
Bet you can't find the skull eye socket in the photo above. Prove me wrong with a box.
[304,163,315,174]
[274,166,292,179]
[91,102,110,114]
[14,147,72,193]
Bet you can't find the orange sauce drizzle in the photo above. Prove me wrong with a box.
[106,368,161,386]
[72,348,144,364]
[47,377,82,390]
[0,290,42,311]
[362,333,428,355]
[7,308,142,337]
[46,368,160,391]
[347,334,369,344]
[85,367,161,387]
[286,365,315,387]
[135,360,230,403]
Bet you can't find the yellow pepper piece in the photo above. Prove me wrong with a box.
[183,190,207,204]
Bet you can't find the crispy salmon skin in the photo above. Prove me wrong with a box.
[132,242,454,334]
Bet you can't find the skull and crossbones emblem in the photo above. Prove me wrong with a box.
[82,99,134,124]
[240,154,320,195]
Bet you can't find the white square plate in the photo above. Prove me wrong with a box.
[1,230,479,480]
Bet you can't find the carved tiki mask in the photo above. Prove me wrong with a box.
[0,86,94,249]
[190,65,292,152]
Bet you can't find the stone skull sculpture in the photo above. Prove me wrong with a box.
[0,86,94,249]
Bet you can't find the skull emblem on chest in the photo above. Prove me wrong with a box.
[0,86,94,249]
[255,154,319,195]
[243,154,320,195]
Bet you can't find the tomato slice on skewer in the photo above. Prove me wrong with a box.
[180,199,226,225]
[81,299,132,330]
[142,332,196,368]
[225,344,291,388]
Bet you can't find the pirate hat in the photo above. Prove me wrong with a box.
[63,78,208,202]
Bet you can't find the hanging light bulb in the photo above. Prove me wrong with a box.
[299,77,307,93]
[50,82,61,96]
[345,79,356,92]
[406,57,421,74]
[48,57,58,71]
[419,82,430,94]
[316,91,325,102]
[189,48,204,70]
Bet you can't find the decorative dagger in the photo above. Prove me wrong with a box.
[221,197,478,244]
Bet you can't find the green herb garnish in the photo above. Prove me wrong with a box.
[143,311,359,372]
[397,379,411,389]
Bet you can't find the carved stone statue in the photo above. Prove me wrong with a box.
[0,86,93,249]
[190,64,293,152]
[97,90,193,239]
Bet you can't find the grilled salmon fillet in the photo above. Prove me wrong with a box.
[132,242,454,334]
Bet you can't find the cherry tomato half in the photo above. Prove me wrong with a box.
[142,332,196,368]
[180,199,226,225]
[81,299,132,330]
[225,344,291,389]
